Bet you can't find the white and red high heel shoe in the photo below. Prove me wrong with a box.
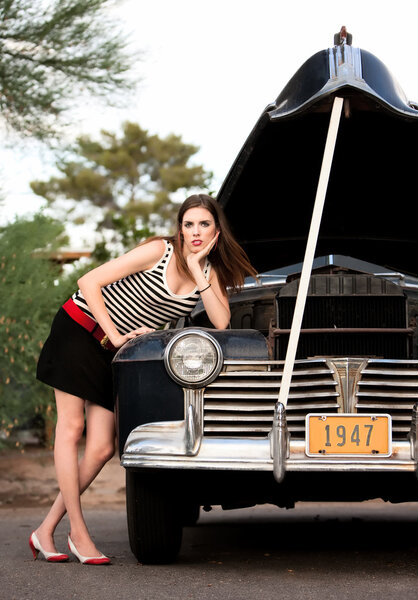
[67,535,111,565]
[29,531,69,562]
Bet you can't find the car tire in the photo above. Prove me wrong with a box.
[181,503,200,526]
[126,469,183,564]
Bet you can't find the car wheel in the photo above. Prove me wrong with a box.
[181,502,200,526]
[126,469,183,564]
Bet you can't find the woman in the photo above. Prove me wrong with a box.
[30,193,257,565]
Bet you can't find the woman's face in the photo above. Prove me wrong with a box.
[181,206,218,256]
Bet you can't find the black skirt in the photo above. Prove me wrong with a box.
[36,308,116,412]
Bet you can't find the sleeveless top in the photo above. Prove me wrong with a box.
[72,240,211,335]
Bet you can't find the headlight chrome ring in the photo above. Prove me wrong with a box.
[164,330,223,388]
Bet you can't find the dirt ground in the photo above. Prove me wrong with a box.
[0,445,126,510]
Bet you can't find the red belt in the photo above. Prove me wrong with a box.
[62,298,115,351]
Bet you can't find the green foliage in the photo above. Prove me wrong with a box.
[0,0,138,139]
[0,214,79,446]
[31,122,213,251]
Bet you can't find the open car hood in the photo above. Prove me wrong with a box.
[218,37,418,276]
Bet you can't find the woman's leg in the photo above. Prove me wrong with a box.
[34,389,85,553]
[67,400,115,556]
[34,391,115,556]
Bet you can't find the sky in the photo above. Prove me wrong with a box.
[1,0,418,245]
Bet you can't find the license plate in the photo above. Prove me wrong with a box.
[306,414,392,457]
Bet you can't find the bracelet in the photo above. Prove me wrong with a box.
[199,283,211,293]
[100,335,109,348]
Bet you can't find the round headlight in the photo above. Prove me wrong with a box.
[164,330,223,387]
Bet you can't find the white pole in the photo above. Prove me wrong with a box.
[277,96,344,408]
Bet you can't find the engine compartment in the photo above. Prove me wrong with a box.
[190,260,418,361]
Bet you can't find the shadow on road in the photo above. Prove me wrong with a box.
[181,503,418,564]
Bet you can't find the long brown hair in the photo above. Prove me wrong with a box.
[173,194,257,294]
[142,194,257,293]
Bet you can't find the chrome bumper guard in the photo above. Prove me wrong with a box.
[121,400,418,481]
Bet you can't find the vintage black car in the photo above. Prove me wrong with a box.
[113,29,418,563]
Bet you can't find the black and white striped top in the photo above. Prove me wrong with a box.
[72,240,211,334]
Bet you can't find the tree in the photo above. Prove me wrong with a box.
[30,122,213,255]
[0,215,81,447]
[0,0,137,140]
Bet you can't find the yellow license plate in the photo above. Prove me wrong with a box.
[306,414,392,457]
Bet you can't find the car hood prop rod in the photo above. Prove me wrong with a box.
[277,96,344,409]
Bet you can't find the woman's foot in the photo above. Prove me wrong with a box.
[31,527,66,555]
[29,531,69,562]
[68,535,110,565]
[67,531,103,558]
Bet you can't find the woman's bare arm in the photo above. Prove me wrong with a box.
[186,234,230,329]
[77,240,165,348]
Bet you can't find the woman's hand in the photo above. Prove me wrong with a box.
[110,326,155,348]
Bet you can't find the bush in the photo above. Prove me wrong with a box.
[0,214,82,447]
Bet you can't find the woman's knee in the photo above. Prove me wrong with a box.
[86,440,115,466]
[55,417,85,445]
[54,390,86,444]
[98,442,115,464]
[84,401,116,464]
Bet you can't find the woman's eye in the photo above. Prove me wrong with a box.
[183,221,212,228]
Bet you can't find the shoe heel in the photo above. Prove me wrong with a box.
[29,533,39,560]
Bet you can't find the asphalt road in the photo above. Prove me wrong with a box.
[1,501,418,600]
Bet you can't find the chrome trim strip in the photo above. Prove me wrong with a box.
[121,437,415,472]
[270,402,289,482]
[329,45,363,82]
[409,403,418,462]
[184,388,204,455]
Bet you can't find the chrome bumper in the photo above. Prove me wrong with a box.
[121,402,418,479]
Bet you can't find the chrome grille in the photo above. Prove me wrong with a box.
[203,359,340,438]
[356,360,418,439]
[203,358,418,440]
